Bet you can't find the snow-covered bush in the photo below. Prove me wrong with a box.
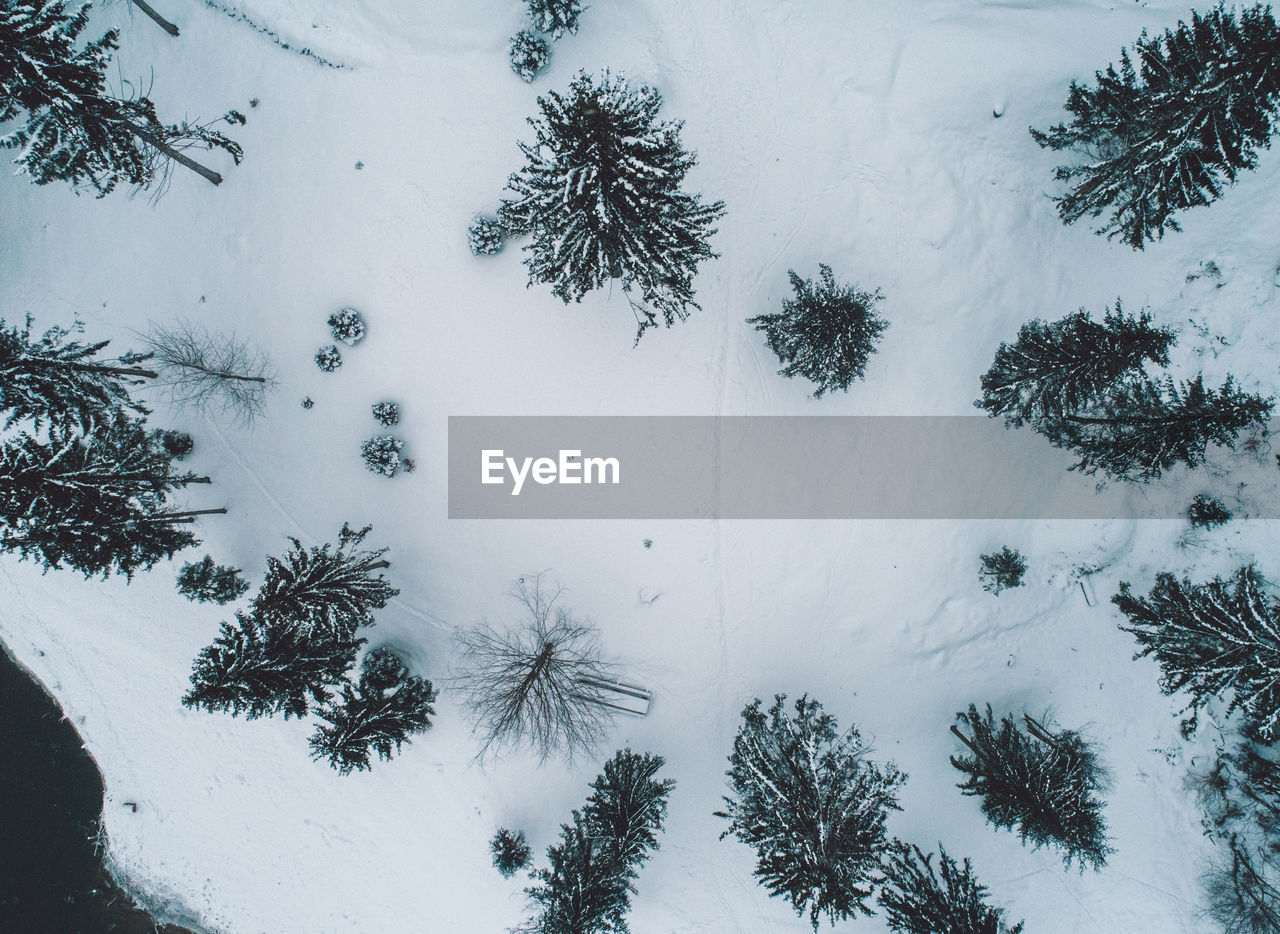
[490,828,532,878]
[468,215,507,256]
[157,429,194,460]
[748,264,887,398]
[328,307,366,345]
[315,345,342,372]
[301,396,314,409]
[509,30,550,82]
[717,694,905,929]
[978,547,1026,594]
[527,0,583,39]
[1188,494,1232,529]
[372,402,400,426]
[361,435,404,477]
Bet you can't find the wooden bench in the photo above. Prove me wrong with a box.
[577,676,653,716]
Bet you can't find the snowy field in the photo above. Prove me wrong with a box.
[5,0,1280,931]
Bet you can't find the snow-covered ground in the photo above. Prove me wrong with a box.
[4,0,1280,931]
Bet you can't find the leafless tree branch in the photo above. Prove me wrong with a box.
[140,320,277,425]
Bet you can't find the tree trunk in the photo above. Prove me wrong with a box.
[130,126,223,186]
[147,507,228,520]
[366,560,391,571]
[130,0,180,37]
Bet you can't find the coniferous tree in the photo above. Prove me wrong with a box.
[308,647,437,774]
[978,547,1027,595]
[583,749,675,869]
[878,842,1024,934]
[176,555,249,605]
[951,705,1111,870]
[0,411,219,578]
[717,694,906,929]
[1030,5,1280,248]
[977,304,1177,425]
[251,523,398,639]
[524,814,632,934]
[1113,566,1280,742]
[492,828,533,878]
[1188,493,1233,528]
[0,0,243,193]
[1040,374,1272,481]
[183,612,363,719]
[0,316,155,429]
[747,265,888,398]
[526,0,583,39]
[500,70,725,343]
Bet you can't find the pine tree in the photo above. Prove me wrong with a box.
[527,0,583,39]
[308,647,437,774]
[492,828,533,878]
[327,307,365,346]
[176,555,249,605]
[509,30,551,83]
[468,214,507,254]
[1113,566,1280,742]
[950,705,1111,870]
[500,70,725,343]
[251,523,398,639]
[977,304,1177,425]
[0,316,155,429]
[0,411,219,578]
[878,842,1024,934]
[716,694,906,929]
[1040,374,1273,481]
[584,749,675,868]
[183,612,363,719]
[361,435,404,477]
[978,547,1027,595]
[524,814,632,934]
[0,0,243,193]
[1188,493,1233,528]
[1030,5,1280,248]
[747,265,888,398]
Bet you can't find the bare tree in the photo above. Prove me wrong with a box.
[141,320,277,424]
[452,575,618,762]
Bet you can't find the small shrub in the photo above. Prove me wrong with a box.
[362,435,404,477]
[301,396,314,409]
[1188,494,1232,529]
[979,547,1027,594]
[491,828,532,878]
[158,429,194,460]
[372,402,400,426]
[527,0,583,39]
[468,215,507,256]
[328,307,366,346]
[509,29,550,82]
[315,345,342,372]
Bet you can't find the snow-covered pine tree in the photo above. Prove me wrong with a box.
[950,705,1111,870]
[176,555,249,604]
[584,748,675,869]
[499,70,725,343]
[0,316,154,429]
[183,612,364,719]
[526,0,583,39]
[314,345,342,372]
[1188,493,1233,528]
[327,307,365,346]
[250,523,398,639]
[747,265,888,398]
[371,402,399,426]
[0,411,219,578]
[977,304,1177,425]
[524,813,632,934]
[468,214,507,255]
[509,30,551,83]
[361,434,404,476]
[1113,566,1280,742]
[978,547,1027,595]
[878,842,1024,934]
[0,0,243,193]
[308,647,437,774]
[1030,5,1280,248]
[716,694,906,929]
[492,828,533,878]
[1040,373,1273,481]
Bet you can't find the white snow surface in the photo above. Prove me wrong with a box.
[4,0,1280,932]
